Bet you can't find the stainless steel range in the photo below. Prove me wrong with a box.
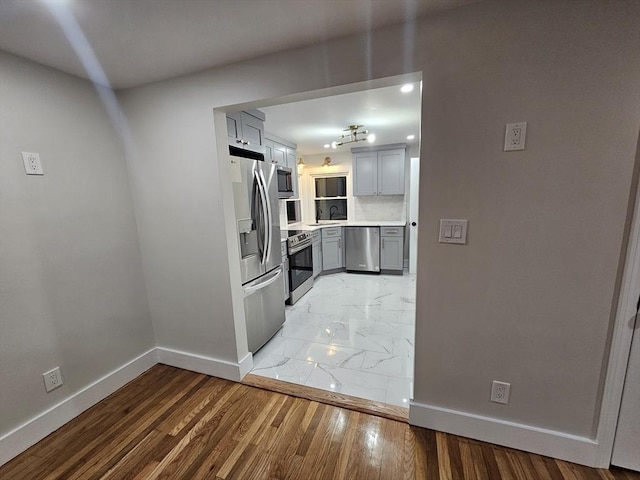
[285,230,313,304]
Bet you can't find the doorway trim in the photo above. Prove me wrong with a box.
[593,134,640,467]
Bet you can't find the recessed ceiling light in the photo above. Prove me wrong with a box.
[367,133,376,143]
[400,84,414,93]
[407,134,415,140]
[324,144,330,148]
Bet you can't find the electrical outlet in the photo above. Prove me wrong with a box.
[22,152,44,175]
[491,380,510,404]
[43,367,63,393]
[504,122,527,151]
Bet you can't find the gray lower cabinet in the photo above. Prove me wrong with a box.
[312,231,322,278]
[281,240,289,301]
[322,227,343,270]
[380,226,404,271]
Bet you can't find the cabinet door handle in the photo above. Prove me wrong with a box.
[338,238,342,249]
[236,139,243,144]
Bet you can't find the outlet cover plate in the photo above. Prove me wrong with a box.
[504,122,527,151]
[22,152,44,175]
[43,367,63,393]
[491,380,511,404]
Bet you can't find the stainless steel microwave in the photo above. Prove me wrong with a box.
[276,166,294,198]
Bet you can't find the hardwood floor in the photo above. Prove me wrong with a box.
[242,373,409,423]
[1,365,637,480]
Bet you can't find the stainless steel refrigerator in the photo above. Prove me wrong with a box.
[230,145,285,353]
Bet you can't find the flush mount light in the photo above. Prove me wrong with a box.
[407,134,415,140]
[400,84,414,93]
[330,125,374,148]
[323,144,331,148]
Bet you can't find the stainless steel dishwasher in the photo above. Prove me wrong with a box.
[345,226,380,273]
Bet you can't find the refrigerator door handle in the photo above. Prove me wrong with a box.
[243,267,283,295]
[256,167,272,265]
[251,171,264,260]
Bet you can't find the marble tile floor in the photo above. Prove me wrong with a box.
[251,271,416,408]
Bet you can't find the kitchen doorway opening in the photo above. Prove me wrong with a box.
[218,73,422,414]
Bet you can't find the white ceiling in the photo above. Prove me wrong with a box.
[0,0,478,90]
[261,81,422,155]
[0,0,475,155]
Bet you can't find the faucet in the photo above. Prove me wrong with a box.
[329,205,338,220]
[316,208,322,223]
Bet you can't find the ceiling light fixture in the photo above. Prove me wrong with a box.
[400,84,414,93]
[297,157,305,171]
[407,134,415,140]
[323,156,332,167]
[323,144,331,148]
[331,125,374,148]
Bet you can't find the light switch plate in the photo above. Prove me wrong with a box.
[439,219,468,244]
[22,152,43,175]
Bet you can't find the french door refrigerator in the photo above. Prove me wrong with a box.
[230,145,285,353]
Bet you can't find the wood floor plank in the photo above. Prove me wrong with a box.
[334,410,360,480]
[403,427,417,480]
[446,433,465,480]
[2,364,637,480]
[436,430,454,480]
[379,417,405,480]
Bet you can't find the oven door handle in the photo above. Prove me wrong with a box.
[289,241,312,255]
[243,267,283,295]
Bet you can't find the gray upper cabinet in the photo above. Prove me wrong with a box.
[227,110,265,153]
[352,145,406,196]
[353,152,377,195]
[265,132,299,199]
[263,138,275,163]
[377,149,405,195]
[272,143,287,167]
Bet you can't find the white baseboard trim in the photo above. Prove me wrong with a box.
[238,352,254,379]
[409,401,602,468]
[156,347,250,382]
[0,348,158,467]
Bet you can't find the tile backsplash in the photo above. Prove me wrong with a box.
[353,195,406,221]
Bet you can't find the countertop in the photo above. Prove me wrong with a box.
[282,220,406,235]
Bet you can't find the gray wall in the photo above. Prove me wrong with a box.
[118,0,639,440]
[415,2,639,436]
[0,52,155,435]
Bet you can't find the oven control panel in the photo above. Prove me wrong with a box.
[287,231,313,250]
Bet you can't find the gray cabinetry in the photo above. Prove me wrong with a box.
[265,132,299,199]
[352,145,405,196]
[281,240,290,301]
[380,226,404,272]
[353,151,377,195]
[312,230,322,278]
[322,227,343,270]
[227,110,265,153]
